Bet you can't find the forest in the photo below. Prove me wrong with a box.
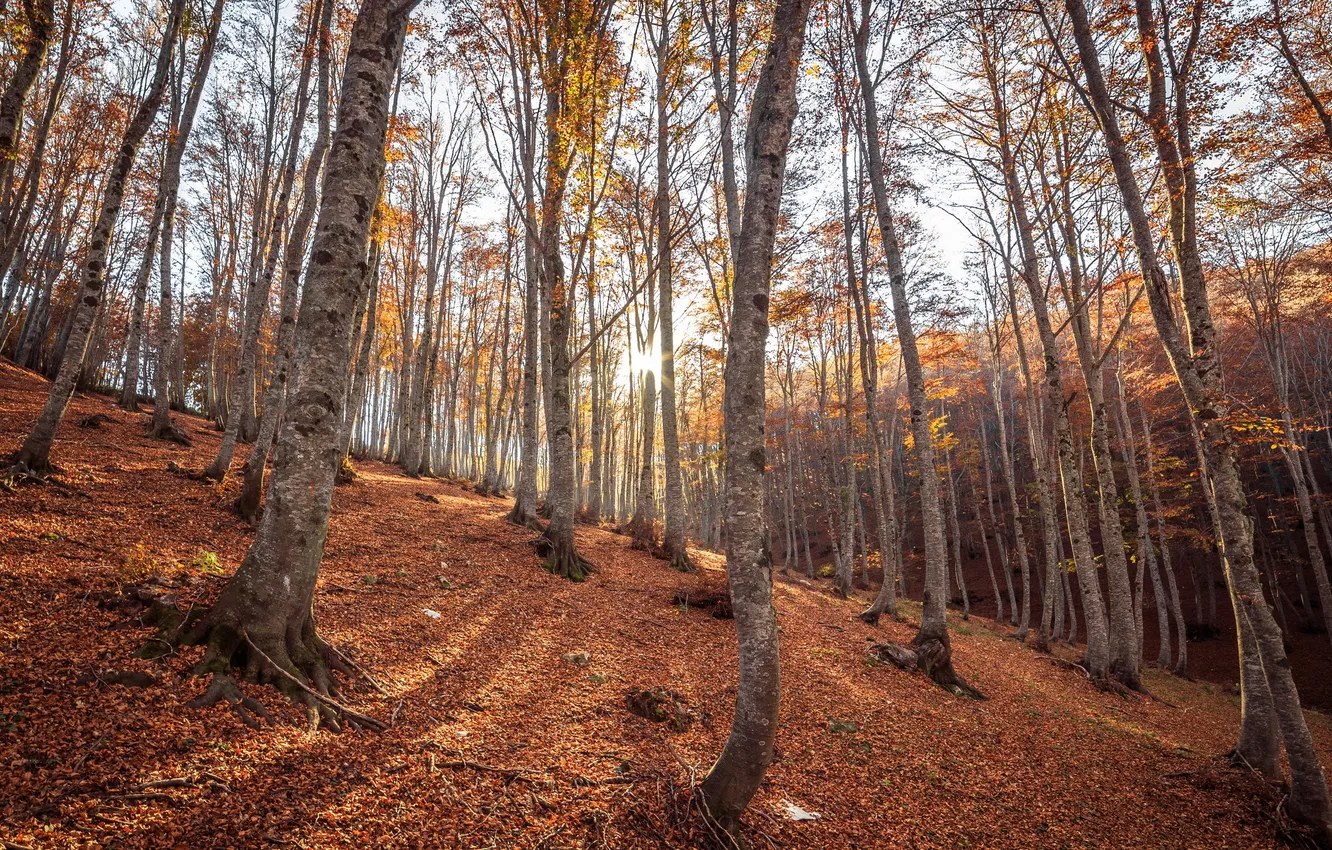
[1,0,1331,844]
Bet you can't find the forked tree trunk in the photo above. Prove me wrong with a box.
[697,0,812,831]
[1048,148,1139,687]
[1068,0,1331,837]
[183,0,416,727]
[985,58,1112,681]
[9,0,186,476]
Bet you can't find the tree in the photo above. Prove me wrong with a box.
[1064,0,1332,837]
[697,0,813,832]
[182,0,418,727]
[7,0,187,477]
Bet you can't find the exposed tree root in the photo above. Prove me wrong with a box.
[185,674,271,730]
[666,547,695,573]
[147,420,192,446]
[180,610,386,733]
[234,488,262,526]
[335,456,358,485]
[914,633,987,700]
[868,633,986,700]
[3,457,61,486]
[857,598,898,626]
[507,502,546,532]
[534,531,595,582]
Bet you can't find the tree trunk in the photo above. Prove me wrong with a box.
[656,0,689,571]
[1068,0,1331,835]
[237,0,335,523]
[183,0,415,728]
[119,200,165,411]
[851,0,978,697]
[697,0,812,831]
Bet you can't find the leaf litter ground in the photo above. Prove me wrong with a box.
[1,359,1329,849]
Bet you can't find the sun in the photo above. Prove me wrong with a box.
[625,344,660,379]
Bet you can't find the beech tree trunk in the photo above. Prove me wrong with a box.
[119,203,164,411]
[851,0,977,697]
[150,0,226,444]
[184,0,416,727]
[697,0,812,830]
[1068,0,1331,837]
[655,0,689,571]
[237,0,334,523]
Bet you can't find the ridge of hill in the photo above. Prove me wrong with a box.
[1,359,1328,849]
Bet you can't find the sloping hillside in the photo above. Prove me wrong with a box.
[1,359,1328,849]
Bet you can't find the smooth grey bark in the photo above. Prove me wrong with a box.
[149,0,226,444]
[1046,144,1139,687]
[507,134,542,529]
[697,0,812,830]
[202,0,316,476]
[119,199,165,410]
[655,0,689,571]
[1114,361,1172,669]
[9,0,186,475]
[184,0,415,726]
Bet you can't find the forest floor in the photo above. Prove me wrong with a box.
[2,358,1331,850]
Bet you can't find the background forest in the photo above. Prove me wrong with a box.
[2,0,1332,843]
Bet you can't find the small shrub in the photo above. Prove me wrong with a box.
[190,550,224,574]
[817,564,835,578]
[120,544,166,581]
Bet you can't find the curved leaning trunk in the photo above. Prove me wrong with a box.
[1067,0,1332,838]
[0,0,57,193]
[851,0,977,697]
[697,0,812,830]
